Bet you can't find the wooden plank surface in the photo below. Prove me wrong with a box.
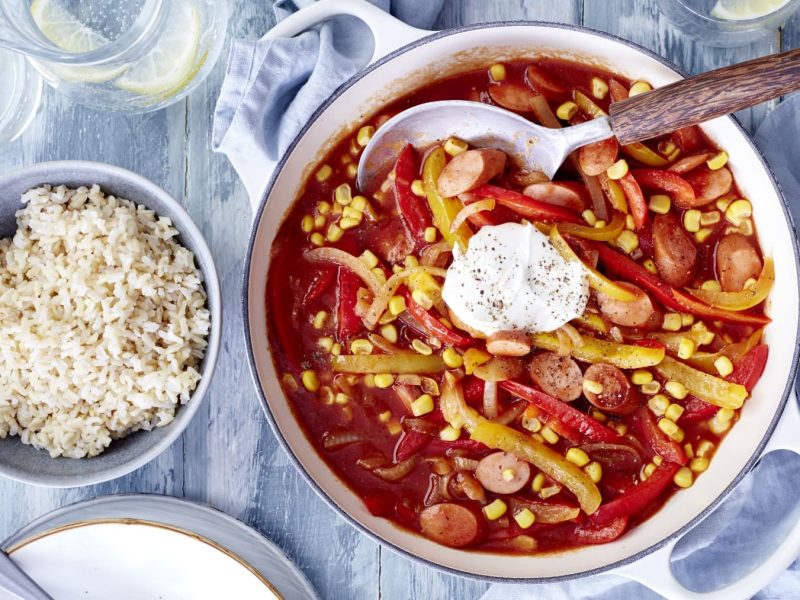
[0,1,792,599]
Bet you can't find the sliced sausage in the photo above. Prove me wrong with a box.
[578,138,619,177]
[716,233,762,292]
[525,64,567,99]
[488,82,539,112]
[596,282,654,328]
[668,153,712,174]
[653,213,697,288]
[475,452,531,494]
[523,182,586,212]
[507,169,550,188]
[583,363,640,415]
[528,351,583,402]
[419,503,481,548]
[608,79,628,102]
[437,149,507,197]
[672,126,705,153]
[373,218,414,264]
[684,167,733,205]
[486,330,531,357]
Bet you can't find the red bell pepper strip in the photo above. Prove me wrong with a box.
[394,430,431,462]
[728,344,769,393]
[633,406,688,465]
[591,462,680,526]
[500,381,623,443]
[304,265,336,304]
[470,184,582,224]
[463,376,485,405]
[679,396,719,425]
[402,290,472,348]
[631,169,696,209]
[595,243,771,326]
[540,516,629,545]
[617,172,648,229]
[337,268,363,342]
[394,144,433,246]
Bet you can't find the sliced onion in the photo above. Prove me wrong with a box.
[559,323,584,348]
[396,374,440,396]
[425,456,453,475]
[493,400,526,426]
[581,442,642,471]
[322,429,367,450]
[453,471,486,503]
[483,381,499,418]
[367,332,405,354]
[357,455,389,470]
[304,247,381,294]
[403,416,440,435]
[394,384,417,413]
[508,498,580,524]
[555,327,572,357]
[473,357,525,382]
[450,198,495,233]
[363,266,449,330]
[373,456,419,481]
[420,242,452,267]
[453,456,479,471]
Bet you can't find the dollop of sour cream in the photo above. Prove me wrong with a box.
[442,222,589,335]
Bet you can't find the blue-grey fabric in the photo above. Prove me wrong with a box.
[212,1,800,596]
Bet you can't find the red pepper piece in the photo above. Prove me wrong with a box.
[595,243,771,326]
[673,126,705,153]
[336,268,363,342]
[363,491,395,517]
[631,169,696,209]
[394,430,431,462]
[633,406,688,466]
[500,381,623,443]
[679,396,719,425]
[402,290,472,348]
[463,376,485,405]
[303,265,336,304]
[540,516,629,545]
[591,462,680,526]
[617,172,648,230]
[728,345,769,393]
[394,144,433,246]
[469,184,582,223]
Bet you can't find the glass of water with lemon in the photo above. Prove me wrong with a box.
[0,0,228,113]
[657,0,800,46]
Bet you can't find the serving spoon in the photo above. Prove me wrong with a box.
[357,48,800,192]
[0,548,53,600]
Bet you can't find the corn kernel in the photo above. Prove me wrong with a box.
[316,165,332,182]
[339,217,359,230]
[489,63,506,81]
[325,223,344,243]
[566,447,590,467]
[591,408,608,422]
[626,214,636,230]
[582,209,598,226]
[359,249,379,269]
[714,356,734,377]
[439,425,461,441]
[301,370,319,392]
[388,295,406,316]
[660,140,677,156]
[695,227,713,243]
[743,277,757,290]
[318,336,334,352]
[683,209,701,233]
[614,230,639,254]
[739,219,754,236]
[700,211,721,226]
[591,76,609,100]
[404,255,420,269]
[334,183,353,205]
[377,410,392,423]
[641,380,662,395]
[663,313,682,331]
[717,408,735,423]
[371,374,393,390]
[606,159,629,180]
[409,339,432,356]
[584,461,603,483]
[690,457,710,473]
[629,80,652,96]
[351,339,373,355]
[706,151,728,170]
[681,313,695,327]
[314,214,326,230]
[699,281,721,295]
[684,443,694,458]
[582,379,604,396]
[696,440,715,458]
[464,348,491,375]
[424,226,438,243]
[648,394,670,416]
[532,473,546,493]
[674,466,694,488]
[301,215,315,232]
[351,195,367,212]
[411,393,434,416]
[649,194,671,214]
[643,462,657,478]
[658,417,679,437]
[665,402,685,422]
[356,125,375,147]
[613,422,628,436]
[334,392,349,405]
[540,485,561,499]
[375,325,396,345]
[310,232,325,246]
[501,468,516,482]
[725,199,752,226]
[594,220,607,229]
[677,337,696,360]
[643,259,658,274]
[514,508,536,529]
[541,426,560,445]
[343,206,363,221]
[653,455,664,466]
[632,369,653,385]
[444,137,469,156]
[665,380,688,401]
[346,163,358,179]
[442,347,463,369]
[556,101,579,120]
[483,499,507,521]
[312,310,328,329]
[523,416,542,433]
[387,419,402,436]
[331,343,342,356]
[411,179,426,197]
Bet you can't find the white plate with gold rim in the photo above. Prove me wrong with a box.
[0,495,318,600]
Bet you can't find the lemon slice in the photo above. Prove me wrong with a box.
[710,0,792,20]
[29,0,129,83]
[115,1,202,97]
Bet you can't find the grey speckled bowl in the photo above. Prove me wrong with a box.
[0,161,221,487]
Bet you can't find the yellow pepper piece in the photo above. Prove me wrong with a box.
[332,354,445,374]
[655,356,747,409]
[422,147,472,252]
[598,174,629,213]
[572,313,608,334]
[686,329,762,373]
[470,421,602,515]
[557,212,627,242]
[686,257,774,311]
[621,142,669,167]
[531,332,665,369]
[573,90,606,118]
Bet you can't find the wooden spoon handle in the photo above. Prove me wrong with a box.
[609,48,800,144]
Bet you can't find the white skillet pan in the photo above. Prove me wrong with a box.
[243,1,800,596]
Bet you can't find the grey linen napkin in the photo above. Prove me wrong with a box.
[212,2,800,596]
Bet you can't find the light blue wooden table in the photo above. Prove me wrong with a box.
[0,1,795,598]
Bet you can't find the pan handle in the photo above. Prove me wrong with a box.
[614,390,800,599]
[264,0,432,63]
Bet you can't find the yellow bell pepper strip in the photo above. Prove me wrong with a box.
[573,90,606,118]
[621,142,669,167]
[648,330,713,354]
[422,147,471,252]
[654,356,748,409]
[332,354,445,374]
[531,332,665,369]
[470,421,602,515]
[440,371,484,432]
[557,211,627,242]
[572,313,608,334]
[687,329,762,373]
[549,226,637,302]
[597,174,628,213]
[595,242,772,326]
[687,258,774,311]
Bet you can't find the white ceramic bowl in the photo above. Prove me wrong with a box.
[0,162,222,487]
[244,2,800,596]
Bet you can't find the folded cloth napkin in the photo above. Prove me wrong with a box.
[213,1,800,595]
[213,0,443,202]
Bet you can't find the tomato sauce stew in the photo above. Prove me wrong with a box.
[266,58,772,553]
